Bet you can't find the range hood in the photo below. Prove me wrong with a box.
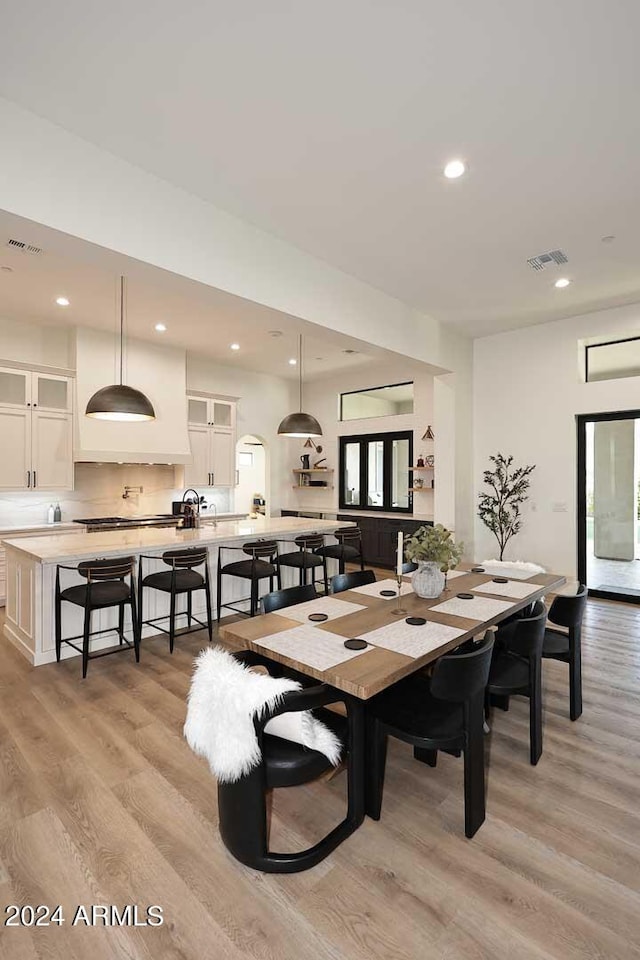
[73,327,191,464]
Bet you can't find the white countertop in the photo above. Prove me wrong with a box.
[2,516,354,564]
[0,521,80,535]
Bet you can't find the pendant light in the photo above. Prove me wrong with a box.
[85,276,156,421]
[277,334,322,438]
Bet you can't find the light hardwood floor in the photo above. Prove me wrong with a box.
[0,596,639,960]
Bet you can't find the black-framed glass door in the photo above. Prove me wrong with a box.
[577,409,640,602]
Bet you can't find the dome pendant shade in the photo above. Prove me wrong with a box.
[277,411,322,438]
[85,384,156,421]
[85,275,155,422]
[277,333,322,439]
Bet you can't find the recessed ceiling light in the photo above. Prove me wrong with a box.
[56,296,70,306]
[154,322,167,332]
[288,358,297,365]
[0,265,13,273]
[444,159,466,179]
[230,343,240,350]
[554,278,571,289]
[601,235,615,243]
[268,330,283,338]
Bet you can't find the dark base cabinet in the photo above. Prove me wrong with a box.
[279,511,430,569]
[337,515,431,569]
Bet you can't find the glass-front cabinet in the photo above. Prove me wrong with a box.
[185,395,236,487]
[0,368,73,490]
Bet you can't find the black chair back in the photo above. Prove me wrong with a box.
[335,527,362,546]
[548,584,587,630]
[431,632,494,703]
[162,547,208,569]
[331,569,376,594]
[261,583,317,614]
[504,600,546,659]
[294,533,324,550]
[243,540,278,559]
[77,556,135,581]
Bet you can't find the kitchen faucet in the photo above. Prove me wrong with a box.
[182,489,201,515]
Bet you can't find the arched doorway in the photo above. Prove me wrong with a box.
[235,434,268,516]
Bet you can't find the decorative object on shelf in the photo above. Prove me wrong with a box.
[413,477,424,489]
[404,523,464,599]
[422,425,435,441]
[478,453,535,561]
[425,454,435,468]
[85,276,156,421]
[277,334,322,438]
[300,454,311,470]
[416,455,425,467]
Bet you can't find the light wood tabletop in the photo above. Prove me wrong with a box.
[219,568,566,699]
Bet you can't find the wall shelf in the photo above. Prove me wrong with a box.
[409,486,434,492]
[293,468,334,474]
[292,485,334,490]
[409,466,434,471]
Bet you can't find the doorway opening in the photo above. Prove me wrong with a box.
[235,434,267,517]
[578,409,640,602]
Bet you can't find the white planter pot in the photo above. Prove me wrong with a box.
[411,561,445,599]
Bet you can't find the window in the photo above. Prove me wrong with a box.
[340,382,414,421]
[237,451,253,467]
[339,431,413,513]
[585,336,640,382]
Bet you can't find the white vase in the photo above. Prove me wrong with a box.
[411,561,446,599]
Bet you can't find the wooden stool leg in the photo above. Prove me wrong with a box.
[216,563,223,623]
[82,606,91,679]
[55,593,62,663]
[187,591,192,628]
[129,591,140,663]
[118,601,125,645]
[169,587,176,653]
[204,580,213,644]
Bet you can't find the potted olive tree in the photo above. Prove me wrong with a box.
[404,524,463,599]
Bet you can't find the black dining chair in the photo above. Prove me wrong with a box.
[542,583,588,720]
[217,540,280,620]
[367,631,495,838]
[313,526,365,574]
[261,583,318,614]
[330,569,376,594]
[55,555,139,679]
[138,547,213,653]
[217,650,365,873]
[485,600,547,764]
[277,534,329,594]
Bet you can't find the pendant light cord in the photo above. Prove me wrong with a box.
[298,333,303,411]
[119,276,124,386]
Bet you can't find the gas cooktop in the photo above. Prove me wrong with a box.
[74,515,179,528]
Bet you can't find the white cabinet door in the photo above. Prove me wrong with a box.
[33,373,72,412]
[187,397,210,426]
[211,428,235,486]
[31,411,73,490]
[185,425,211,487]
[0,406,31,489]
[212,400,235,429]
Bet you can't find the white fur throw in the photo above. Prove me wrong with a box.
[480,559,546,580]
[184,647,342,783]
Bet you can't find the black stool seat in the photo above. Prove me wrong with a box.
[487,651,529,692]
[60,581,131,608]
[278,551,324,569]
[221,558,277,579]
[370,675,464,748]
[265,709,347,788]
[542,627,570,657]
[142,569,205,592]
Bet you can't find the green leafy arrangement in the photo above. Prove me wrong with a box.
[477,453,535,561]
[404,523,463,572]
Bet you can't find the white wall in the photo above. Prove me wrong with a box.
[0,316,73,370]
[235,436,266,515]
[473,300,640,575]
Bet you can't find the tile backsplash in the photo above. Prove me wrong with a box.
[0,464,233,527]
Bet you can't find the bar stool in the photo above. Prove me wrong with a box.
[217,540,280,620]
[314,527,365,574]
[277,533,329,594]
[55,555,139,679]
[138,547,213,653]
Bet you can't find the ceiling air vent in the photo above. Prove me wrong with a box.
[527,249,568,271]
[5,238,43,255]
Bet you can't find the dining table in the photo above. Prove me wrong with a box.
[219,565,566,836]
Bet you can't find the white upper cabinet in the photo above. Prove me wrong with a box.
[185,396,236,486]
[0,368,73,491]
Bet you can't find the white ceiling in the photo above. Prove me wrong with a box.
[0,209,386,380]
[2,1,640,336]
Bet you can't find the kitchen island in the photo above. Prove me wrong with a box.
[2,516,354,666]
